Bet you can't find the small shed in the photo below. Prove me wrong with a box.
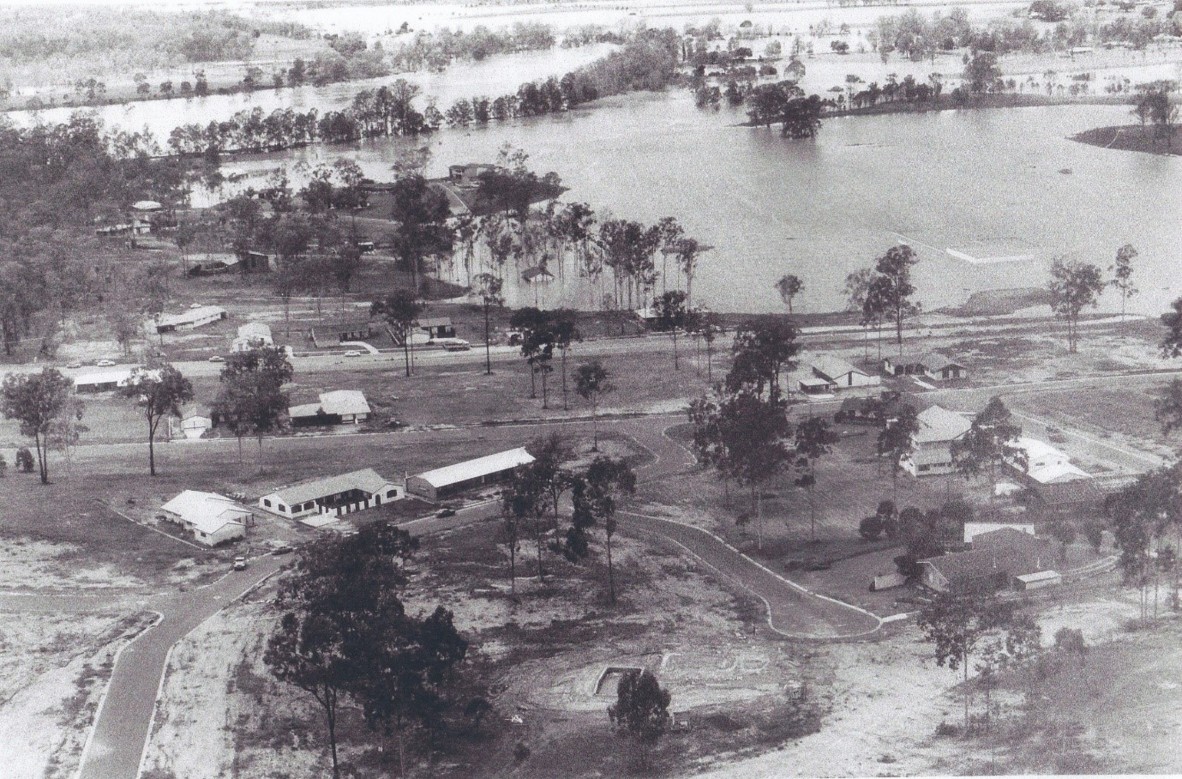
[417,317,456,339]
[1014,570,1062,591]
[798,377,833,395]
[811,355,880,389]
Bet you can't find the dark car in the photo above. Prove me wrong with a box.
[436,508,457,518]
[271,545,293,556]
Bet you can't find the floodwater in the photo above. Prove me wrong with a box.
[208,92,1182,316]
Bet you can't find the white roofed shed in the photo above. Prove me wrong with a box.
[407,447,535,502]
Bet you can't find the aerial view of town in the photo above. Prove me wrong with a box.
[0,0,1179,776]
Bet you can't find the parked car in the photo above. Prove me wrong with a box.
[436,507,457,518]
[232,556,247,570]
[506,330,524,346]
[271,545,293,556]
[65,361,82,369]
[343,350,362,357]
[440,338,470,352]
[208,355,225,363]
[95,359,116,367]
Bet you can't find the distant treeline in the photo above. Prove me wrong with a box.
[164,34,682,157]
[388,23,558,71]
[442,32,682,127]
[0,8,312,69]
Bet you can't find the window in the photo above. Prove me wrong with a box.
[386,489,397,498]
[263,499,272,508]
[918,464,931,472]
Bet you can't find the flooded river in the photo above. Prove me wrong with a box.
[209,94,1182,315]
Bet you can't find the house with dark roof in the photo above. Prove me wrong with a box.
[1026,479,1106,514]
[258,468,403,522]
[918,527,1056,593]
[417,317,456,339]
[882,353,968,382]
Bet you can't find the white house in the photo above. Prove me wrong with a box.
[810,355,880,389]
[903,405,971,476]
[258,468,403,521]
[155,305,228,333]
[1009,436,1091,484]
[180,407,213,439]
[232,322,274,352]
[160,490,251,547]
[289,390,371,427]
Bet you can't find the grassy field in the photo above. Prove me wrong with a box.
[146,516,828,778]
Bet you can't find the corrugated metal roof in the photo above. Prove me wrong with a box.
[267,468,394,506]
[75,367,134,387]
[913,405,971,443]
[157,305,226,328]
[811,355,864,381]
[320,390,370,416]
[161,490,250,535]
[412,447,535,488]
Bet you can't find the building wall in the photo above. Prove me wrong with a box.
[904,441,957,476]
[191,521,245,547]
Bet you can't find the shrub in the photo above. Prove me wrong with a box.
[859,516,885,540]
[15,447,34,473]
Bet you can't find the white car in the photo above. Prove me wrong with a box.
[208,355,226,363]
[438,338,471,352]
[343,350,362,357]
[95,359,116,367]
[65,361,82,369]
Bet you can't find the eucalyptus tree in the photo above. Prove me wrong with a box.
[1109,243,1138,323]
[1048,257,1104,353]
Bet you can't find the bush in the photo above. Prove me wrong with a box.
[859,516,885,540]
[15,447,34,473]
[935,720,960,737]
[513,742,531,762]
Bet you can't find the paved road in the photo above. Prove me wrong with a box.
[76,555,284,779]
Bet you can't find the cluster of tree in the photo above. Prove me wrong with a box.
[0,8,309,79]
[166,80,434,157]
[918,590,1041,731]
[1097,14,1182,50]
[1131,82,1179,149]
[441,35,681,128]
[500,436,637,602]
[1106,462,1182,618]
[862,499,973,574]
[388,22,557,71]
[733,81,826,138]
[507,307,582,408]
[209,346,294,467]
[0,114,195,358]
[687,319,846,545]
[0,367,81,484]
[265,522,474,777]
[871,7,1087,61]
[841,245,921,360]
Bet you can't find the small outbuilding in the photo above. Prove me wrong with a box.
[417,317,457,339]
[882,353,967,383]
[406,447,536,502]
[160,490,251,547]
[232,322,274,352]
[258,468,404,520]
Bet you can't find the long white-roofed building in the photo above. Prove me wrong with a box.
[406,447,535,502]
[258,468,404,521]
